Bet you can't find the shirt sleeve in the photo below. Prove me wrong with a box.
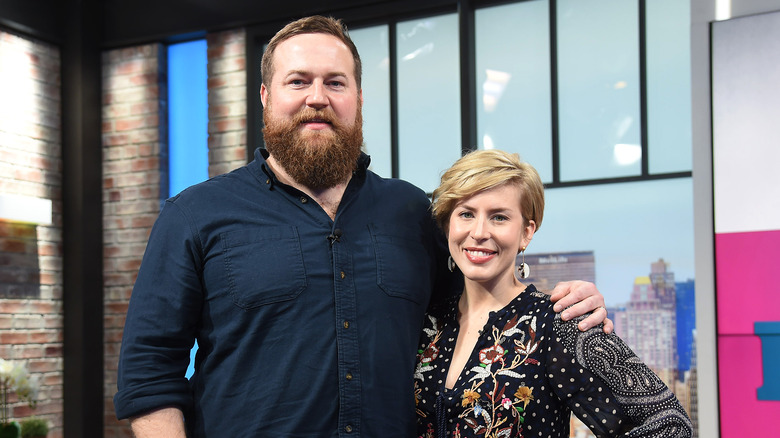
[114,200,204,420]
[546,315,693,437]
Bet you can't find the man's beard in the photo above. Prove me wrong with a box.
[263,101,363,190]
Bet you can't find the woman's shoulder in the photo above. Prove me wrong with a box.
[426,293,460,322]
[517,284,556,312]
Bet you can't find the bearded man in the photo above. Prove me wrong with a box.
[114,16,610,438]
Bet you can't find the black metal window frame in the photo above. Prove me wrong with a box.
[246,0,693,187]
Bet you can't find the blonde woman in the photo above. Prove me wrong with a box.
[414,150,692,438]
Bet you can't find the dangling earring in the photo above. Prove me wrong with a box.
[448,255,457,272]
[516,247,530,279]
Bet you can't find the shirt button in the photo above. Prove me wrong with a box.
[346,372,353,380]
[300,197,308,203]
[340,271,346,279]
[343,320,350,329]
[345,425,353,433]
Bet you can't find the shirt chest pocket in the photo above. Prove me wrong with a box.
[369,223,432,304]
[220,227,307,309]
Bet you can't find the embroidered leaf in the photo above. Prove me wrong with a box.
[497,427,513,438]
[503,326,523,338]
[502,314,519,332]
[480,408,492,425]
[469,365,492,382]
[526,358,539,365]
[497,369,524,379]
[495,385,506,402]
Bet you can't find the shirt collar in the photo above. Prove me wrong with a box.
[253,147,371,191]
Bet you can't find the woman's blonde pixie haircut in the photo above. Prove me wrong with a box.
[431,149,545,233]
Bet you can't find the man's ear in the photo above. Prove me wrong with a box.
[260,83,269,108]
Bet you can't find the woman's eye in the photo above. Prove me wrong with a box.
[493,215,508,222]
[459,211,474,219]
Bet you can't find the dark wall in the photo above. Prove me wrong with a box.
[0,0,65,43]
[0,0,456,48]
[103,0,455,47]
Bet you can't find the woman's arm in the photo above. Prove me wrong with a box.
[548,316,693,437]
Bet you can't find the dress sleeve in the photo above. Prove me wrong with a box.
[113,200,204,419]
[546,314,693,437]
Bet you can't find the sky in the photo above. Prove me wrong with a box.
[527,177,695,306]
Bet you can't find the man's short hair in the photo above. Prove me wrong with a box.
[261,15,363,89]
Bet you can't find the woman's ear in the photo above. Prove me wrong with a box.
[521,220,536,248]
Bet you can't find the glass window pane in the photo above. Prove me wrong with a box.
[351,25,392,178]
[557,0,641,181]
[168,39,209,197]
[476,1,553,183]
[397,14,461,194]
[527,178,696,430]
[647,0,692,174]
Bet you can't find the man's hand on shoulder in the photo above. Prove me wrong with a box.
[549,280,613,334]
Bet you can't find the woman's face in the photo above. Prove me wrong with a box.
[447,184,536,288]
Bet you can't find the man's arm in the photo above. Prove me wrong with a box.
[548,281,613,333]
[130,407,187,438]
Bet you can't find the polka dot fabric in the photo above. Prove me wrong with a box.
[414,285,692,438]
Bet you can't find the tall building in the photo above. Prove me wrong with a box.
[516,251,596,292]
[651,258,677,310]
[616,260,679,385]
[676,279,696,375]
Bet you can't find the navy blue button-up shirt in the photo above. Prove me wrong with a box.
[115,149,458,437]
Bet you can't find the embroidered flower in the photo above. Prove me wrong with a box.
[514,386,534,408]
[419,342,440,366]
[474,404,483,416]
[478,345,504,365]
[461,389,481,407]
[501,397,513,409]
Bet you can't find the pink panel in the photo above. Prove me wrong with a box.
[718,336,780,437]
[716,230,780,334]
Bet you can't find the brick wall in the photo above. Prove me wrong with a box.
[207,29,248,176]
[101,43,167,438]
[100,28,247,437]
[0,30,64,437]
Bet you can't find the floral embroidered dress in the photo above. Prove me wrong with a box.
[414,285,693,438]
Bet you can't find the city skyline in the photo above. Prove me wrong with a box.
[526,177,695,306]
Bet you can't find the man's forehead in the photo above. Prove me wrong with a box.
[273,33,355,77]
[277,33,350,56]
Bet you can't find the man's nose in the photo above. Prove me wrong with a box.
[306,81,328,108]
